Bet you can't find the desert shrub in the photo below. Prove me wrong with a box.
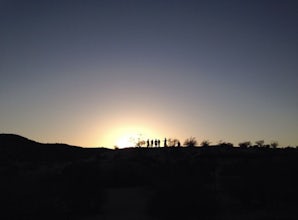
[201,140,211,147]
[184,137,197,147]
[270,141,279,149]
[239,141,251,148]
[255,140,265,147]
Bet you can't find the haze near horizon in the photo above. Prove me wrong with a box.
[1,0,297,148]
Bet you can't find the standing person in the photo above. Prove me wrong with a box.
[157,139,161,147]
[177,141,181,147]
[154,139,158,147]
[164,138,167,147]
[147,139,150,148]
[151,139,154,147]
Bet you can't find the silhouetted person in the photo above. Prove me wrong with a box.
[158,139,161,147]
[147,139,150,148]
[151,139,153,147]
[154,139,158,147]
[164,138,167,147]
[177,141,181,147]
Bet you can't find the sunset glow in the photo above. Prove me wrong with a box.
[99,124,161,149]
[1,0,298,148]
[116,134,138,148]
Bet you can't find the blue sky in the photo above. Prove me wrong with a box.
[1,0,297,147]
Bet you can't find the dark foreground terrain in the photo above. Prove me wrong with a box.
[1,134,298,220]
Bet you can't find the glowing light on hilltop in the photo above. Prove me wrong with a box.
[100,123,163,149]
[116,134,135,148]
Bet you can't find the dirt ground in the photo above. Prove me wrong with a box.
[84,186,154,220]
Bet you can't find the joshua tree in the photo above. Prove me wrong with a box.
[184,137,197,147]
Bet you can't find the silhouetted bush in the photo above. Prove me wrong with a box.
[270,141,279,148]
[239,141,251,148]
[183,137,197,147]
[200,139,211,147]
[255,140,265,147]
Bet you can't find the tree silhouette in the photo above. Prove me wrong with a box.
[201,140,211,147]
[128,133,146,147]
[239,141,251,148]
[255,140,265,148]
[218,142,233,148]
[136,140,146,147]
[168,138,179,147]
[270,141,278,149]
[183,137,197,147]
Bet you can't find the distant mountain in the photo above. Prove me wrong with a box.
[0,133,89,163]
[0,133,38,146]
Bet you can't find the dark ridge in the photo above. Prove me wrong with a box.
[0,133,38,146]
[0,134,298,219]
[0,133,100,163]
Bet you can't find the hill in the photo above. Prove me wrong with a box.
[0,133,39,146]
[0,133,108,163]
[1,134,298,219]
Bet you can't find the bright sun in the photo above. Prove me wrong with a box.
[106,125,160,149]
[116,135,134,148]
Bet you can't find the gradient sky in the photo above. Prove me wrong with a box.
[1,0,298,148]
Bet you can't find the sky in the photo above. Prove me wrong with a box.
[1,0,298,148]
